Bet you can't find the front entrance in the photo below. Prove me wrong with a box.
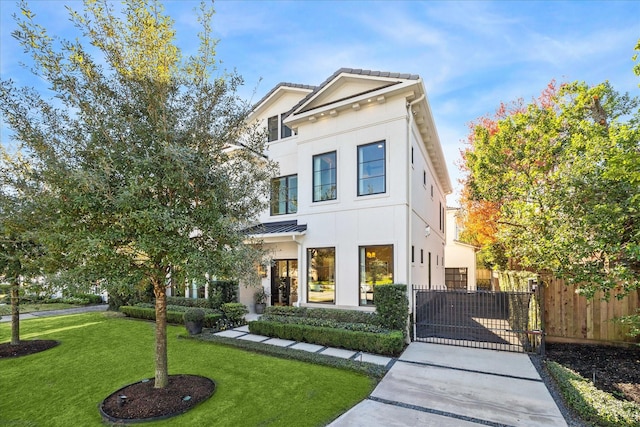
[271,260,298,306]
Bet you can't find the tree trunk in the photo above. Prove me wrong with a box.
[153,278,169,388]
[10,279,20,346]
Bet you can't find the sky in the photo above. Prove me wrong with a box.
[1,0,639,205]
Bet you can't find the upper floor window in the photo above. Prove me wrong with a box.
[358,141,386,196]
[313,151,337,202]
[271,174,297,215]
[267,114,293,142]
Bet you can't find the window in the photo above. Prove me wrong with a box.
[358,141,386,196]
[430,184,433,198]
[411,147,414,164]
[267,116,278,142]
[446,268,468,290]
[267,114,293,142]
[313,151,337,201]
[307,248,335,304]
[359,245,393,306]
[281,117,292,139]
[411,245,415,263]
[423,170,426,186]
[439,202,443,231]
[420,249,424,264]
[270,175,297,215]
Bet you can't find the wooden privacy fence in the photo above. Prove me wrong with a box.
[541,275,639,345]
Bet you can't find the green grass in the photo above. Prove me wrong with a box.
[0,302,80,316]
[0,313,375,426]
[546,361,640,427]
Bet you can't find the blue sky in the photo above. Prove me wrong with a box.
[1,0,639,204]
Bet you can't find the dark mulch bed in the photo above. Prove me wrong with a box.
[100,374,215,423]
[546,343,640,404]
[0,340,60,358]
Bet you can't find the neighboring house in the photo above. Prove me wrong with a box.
[238,68,452,312]
[444,207,478,291]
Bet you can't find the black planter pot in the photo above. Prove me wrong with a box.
[254,303,266,315]
[185,321,203,335]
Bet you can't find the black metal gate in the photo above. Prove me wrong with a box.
[412,286,544,354]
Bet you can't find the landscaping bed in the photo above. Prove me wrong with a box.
[546,343,640,404]
[545,342,640,426]
[0,340,59,358]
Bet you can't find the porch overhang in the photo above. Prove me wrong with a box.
[245,220,307,242]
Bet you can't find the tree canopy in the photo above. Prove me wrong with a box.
[460,64,640,299]
[1,0,276,387]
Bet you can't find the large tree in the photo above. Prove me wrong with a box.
[0,149,45,345]
[1,0,275,387]
[461,75,639,299]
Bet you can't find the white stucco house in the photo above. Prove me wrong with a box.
[444,207,478,291]
[237,68,452,312]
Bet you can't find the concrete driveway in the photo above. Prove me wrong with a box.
[329,342,567,427]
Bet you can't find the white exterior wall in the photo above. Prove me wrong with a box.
[249,74,451,311]
[444,208,477,291]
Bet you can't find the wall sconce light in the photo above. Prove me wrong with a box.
[258,264,268,278]
[425,225,431,237]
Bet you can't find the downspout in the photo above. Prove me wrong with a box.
[293,235,303,307]
[406,92,425,342]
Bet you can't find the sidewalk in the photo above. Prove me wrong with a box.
[0,304,109,323]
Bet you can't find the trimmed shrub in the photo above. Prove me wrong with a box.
[248,320,404,356]
[261,314,389,334]
[207,280,238,309]
[374,284,408,333]
[166,296,211,309]
[184,308,206,322]
[546,361,640,427]
[221,302,248,324]
[120,305,222,327]
[263,306,376,324]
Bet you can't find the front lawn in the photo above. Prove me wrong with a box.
[0,312,375,426]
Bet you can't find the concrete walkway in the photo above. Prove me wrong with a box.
[329,342,567,427]
[213,324,395,368]
[0,304,108,323]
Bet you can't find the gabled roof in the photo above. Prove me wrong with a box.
[251,82,317,114]
[285,68,420,120]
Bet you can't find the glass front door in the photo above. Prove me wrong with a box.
[271,260,298,306]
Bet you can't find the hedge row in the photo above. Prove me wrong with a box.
[135,302,220,316]
[263,306,377,324]
[120,306,222,328]
[166,296,211,309]
[248,320,404,356]
[261,314,389,334]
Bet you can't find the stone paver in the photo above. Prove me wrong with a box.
[237,333,270,342]
[290,342,324,353]
[320,347,357,359]
[354,352,393,367]
[214,330,246,338]
[263,338,296,347]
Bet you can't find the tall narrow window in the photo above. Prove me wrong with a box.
[313,151,337,202]
[428,252,432,289]
[358,141,386,196]
[423,170,426,186]
[281,115,292,138]
[420,249,424,264]
[270,175,297,215]
[307,248,335,304]
[411,245,415,263]
[267,115,278,142]
[359,245,393,306]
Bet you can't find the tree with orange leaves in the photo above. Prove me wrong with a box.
[460,70,640,299]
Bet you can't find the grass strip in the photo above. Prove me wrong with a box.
[546,360,640,427]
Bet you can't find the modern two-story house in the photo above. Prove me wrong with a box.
[237,68,452,312]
